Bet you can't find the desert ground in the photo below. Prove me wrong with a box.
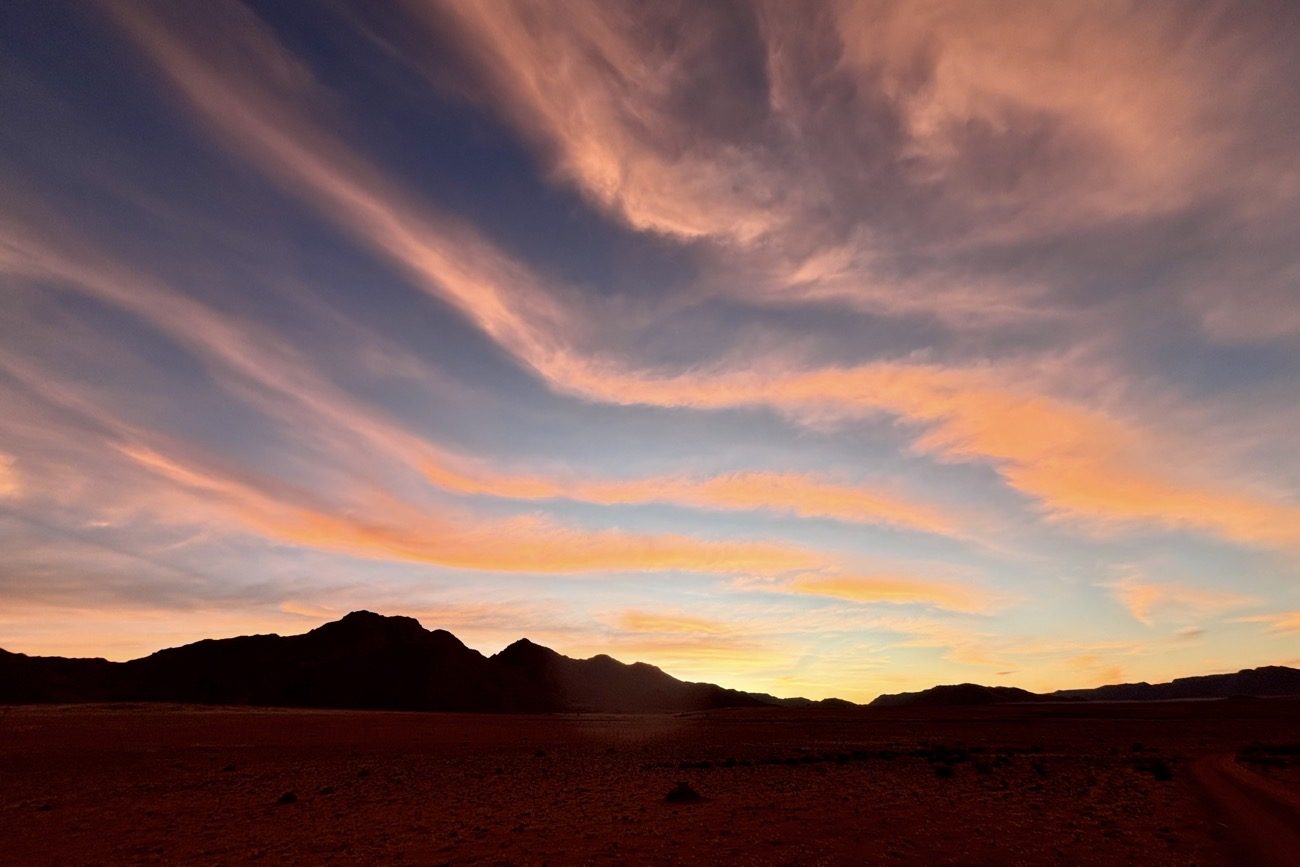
[2,699,1298,865]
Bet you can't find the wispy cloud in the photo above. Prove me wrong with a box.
[1106,575,1257,627]
[433,464,962,537]
[1234,611,1300,634]
[421,0,785,243]
[94,0,1300,555]
[783,572,992,614]
[116,440,821,576]
[425,0,1300,338]
[0,341,818,578]
[552,360,1300,549]
[617,610,739,636]
[0,453,19,498]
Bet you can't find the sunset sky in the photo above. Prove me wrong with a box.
[2,1,1298,701]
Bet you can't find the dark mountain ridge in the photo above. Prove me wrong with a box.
[0,611,768,713]
[870,666,1300,707]
[4,612,1298,711]
[869,683,1045,707]
[1051,665,1300,702]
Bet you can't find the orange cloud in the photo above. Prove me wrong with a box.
[4,225,958,540]
[1106,576,1256,627]
[616,611,736,636]
[425,0,1297,343]
[432,0,1207,242]
[0,358,844,583]
[1234,610,1300,633]
[431,462,960,536]
[103,1,578,379]
[421,0,1297,350]
[550,360,1300,549]
[115,442,817,576]
[422,1,782,243]
[19,188,1300,555]
[96,1,1300,553]
[423,2,1043,329]
[580,471,958,536]
[828,1,1231,227]
[785,572,990,614]
[0,452,19,498]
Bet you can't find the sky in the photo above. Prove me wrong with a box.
[1,1,1298,702]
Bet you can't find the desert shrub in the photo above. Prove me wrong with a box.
[916,744,971,765]
[665,781,703,804]
[1238,742,1300,766]
[1133,758,1174,781]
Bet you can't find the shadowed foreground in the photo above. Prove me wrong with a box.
[2,700,1298,865]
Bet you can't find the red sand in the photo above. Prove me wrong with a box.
[2,699,1298,864]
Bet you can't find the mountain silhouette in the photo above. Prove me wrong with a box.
[870,666,1300,706]
[869,683,1046,707]
[4,612,1299,711]
[491,637,765,712]
[0,611,766,712]
[1050,665,1300,702]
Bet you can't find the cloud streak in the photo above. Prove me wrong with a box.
[1106,576,1257,627]
[102,0,1300,554]
[550,360,1300,549]
[784,572,991,614]
[0,453,19,498]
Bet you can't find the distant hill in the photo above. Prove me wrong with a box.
[1051,666,1300,702]
[0,611,770,713]
[490,636,768,712]
[743,691,858,710]
[870,683,1045,707]
[870,666,1300,707]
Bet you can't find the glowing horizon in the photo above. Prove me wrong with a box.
[2,1,1298,702]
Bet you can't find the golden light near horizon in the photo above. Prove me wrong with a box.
[2,0,1299,701]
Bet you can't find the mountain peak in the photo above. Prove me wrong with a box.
[494,637,560,666]
[871,683,1043,707]
[335,610,421,631]
[309,610,435,645]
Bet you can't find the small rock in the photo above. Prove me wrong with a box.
[665,781,703,804]
[276,791,297,805]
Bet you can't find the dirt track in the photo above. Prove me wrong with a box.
[1191,754,1300,866]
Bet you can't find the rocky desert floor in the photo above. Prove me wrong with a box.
[2,699,1299,865]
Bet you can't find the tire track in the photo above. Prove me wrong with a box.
[1191,753,1300,866]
